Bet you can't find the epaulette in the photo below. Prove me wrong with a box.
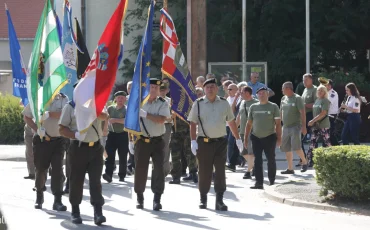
[220,97,226,100]
[68,100,75,108]
[197,97,204,102]
[59,93,66,98]
[158,97,165,102]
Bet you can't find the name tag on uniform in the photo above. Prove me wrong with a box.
[204,138,209,143]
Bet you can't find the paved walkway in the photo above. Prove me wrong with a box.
[1,150,370,229]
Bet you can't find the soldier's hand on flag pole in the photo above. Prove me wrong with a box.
[37,127,46,138]
[191,140,198,156]
[139,109,147,118]
[129,141,134,154]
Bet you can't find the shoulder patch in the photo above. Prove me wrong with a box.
[158,97,165,102]
[197,97,204,102]
[220,97,226,100]
[355,102,359,107]
[68,100,75,109]
[331,94,335,98]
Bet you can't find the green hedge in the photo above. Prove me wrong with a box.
[314,146,370,200]
[0,94,24,144]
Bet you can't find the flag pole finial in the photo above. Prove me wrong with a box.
[4,3,8,10]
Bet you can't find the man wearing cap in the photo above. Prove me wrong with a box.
[102,91,129,183]
[324,79,339,146]
[280,82,308,175]
[59,82,108,225]
[132,78,171,211]
[188,78,243,211]
[23,93,69,211]
[159,82,172,177]
[244,86,282,189]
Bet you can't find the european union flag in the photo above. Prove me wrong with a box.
[124,0,155,135]
[6,4,28,106]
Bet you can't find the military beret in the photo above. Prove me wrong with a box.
[256,86,268,94]
[114,91,127,97]
[150,78,162,85]
[203,78,217,87]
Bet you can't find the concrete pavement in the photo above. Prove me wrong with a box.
[1,158,370,229]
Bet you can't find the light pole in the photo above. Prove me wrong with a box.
[306,0,310,73]
[242,0,247,81]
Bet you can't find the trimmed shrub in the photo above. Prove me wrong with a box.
[314,146,370,200]
[0,94,24,144]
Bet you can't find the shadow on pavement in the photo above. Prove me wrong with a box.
[146,210,217,230]
[207,210,274,221]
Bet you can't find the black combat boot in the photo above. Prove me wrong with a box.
[199,194,207,209]
[136,193,144,209]
[169,178,181,184]
[192,172,198,183]
[215,193,228,211]
[153,193,162,211]
[52,195,67,211]
[93,205,106,226]
[71,205,82,224]
[63,179,69,194]
[182,173,193,181]
[34,191,44,209]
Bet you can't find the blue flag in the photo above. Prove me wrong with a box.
[6,5,28,106]
[124,1,155,135]
[60,0,77,99]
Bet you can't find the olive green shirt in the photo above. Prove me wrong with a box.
[248,102,280,138]
[23,94,69,137]
[239,98,259,135]
[312,98,330,129]
[188,96,235,138]
[140,97,171,137]
[302,85,317,113]
[59,104,103,142]
[107,105,126,133]
[280,94,304,128]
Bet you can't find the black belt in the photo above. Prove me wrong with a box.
[140,135,163,143]
[197,136,225,143]
[37,135,61,142]
[72,140,100,147]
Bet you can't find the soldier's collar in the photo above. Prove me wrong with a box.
[204,96,221,103]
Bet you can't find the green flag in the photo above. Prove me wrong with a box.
[26,0,67,126]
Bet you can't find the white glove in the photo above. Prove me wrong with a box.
[41,111,49,121]
[236,139,243,154]
[191,140,198,156]
[37,127,45,137]
[129,141,134,155]
[139,109,147,118]
[74,132,86,141]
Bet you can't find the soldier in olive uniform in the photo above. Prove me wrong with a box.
[188,78,243,211]
[169,116,198,184]
[159,83,172,177]
[132,78,171,211]
[236,86,258,179]
[22,105,35,179]
[23,93,69,211]
[102,91,129,183]
[244,87,282,189]
[59,88,108,225]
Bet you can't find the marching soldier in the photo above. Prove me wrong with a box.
[103,91,129,183]
[21,100,35,180]
[159,83,172,177]
[244,87,282,189]
[280,82,308,174]
[59,82,108,225]
[132,78,171,211]
[188,78,243,211]
[235,86,258,179]
[23,93,68,211]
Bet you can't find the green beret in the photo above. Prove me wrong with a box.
[114,91,127,97]
[150,78,162,86]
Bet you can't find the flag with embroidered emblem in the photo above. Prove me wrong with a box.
[26,0,68,126]
[124,0,155,135]
[73,0,127,134]
[160,8,197,122]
